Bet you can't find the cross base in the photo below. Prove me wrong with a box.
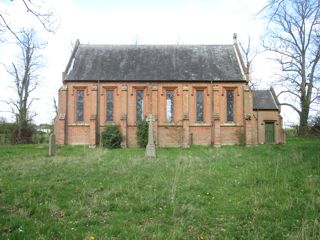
[145,143,156,157]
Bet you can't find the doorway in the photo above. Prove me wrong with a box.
[265,122,275,144]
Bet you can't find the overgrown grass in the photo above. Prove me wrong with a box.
[0,138,319,239]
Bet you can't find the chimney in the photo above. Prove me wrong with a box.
[233,33,238,43]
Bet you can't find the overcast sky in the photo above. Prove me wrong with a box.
[0,0,298,126]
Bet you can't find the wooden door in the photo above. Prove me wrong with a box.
[265,122,275,144]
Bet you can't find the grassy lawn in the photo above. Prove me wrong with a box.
[0,138,319,239]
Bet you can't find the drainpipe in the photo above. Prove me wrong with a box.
[62,73,68,145]
[211,79,214,146]
[65,87,68,145]
[243,86,246,144]
[126,82,129,147]
[96,79,100,146]
[257,108,259,144]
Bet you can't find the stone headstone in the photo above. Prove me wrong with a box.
[145,114,156,158]
[49,133,56,156]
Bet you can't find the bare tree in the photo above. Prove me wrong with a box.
[0,0,57,43]
[239,36,261,89]
[53,97,58,118]
[261,0,320,135]
[4,28,45,143]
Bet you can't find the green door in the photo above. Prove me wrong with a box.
[265,122,275,144]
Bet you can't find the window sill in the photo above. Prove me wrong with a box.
[159,123,183,127]
[69,122,89,126]
[221,122,242,127]
[190,123,211,127]
[102,121,116,126]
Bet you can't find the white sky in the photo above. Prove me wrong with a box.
[0,0,298,126]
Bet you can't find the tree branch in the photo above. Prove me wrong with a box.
[22,0,57,33]
[279,102,301,114]
[277,90,300,98]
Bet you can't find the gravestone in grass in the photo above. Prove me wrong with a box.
[49,133,56,156]
[145,114,156,157]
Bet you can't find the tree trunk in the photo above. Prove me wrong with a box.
[299,100,310,136]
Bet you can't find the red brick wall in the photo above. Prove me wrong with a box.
[253,110,285,144]
[54,81,284,147]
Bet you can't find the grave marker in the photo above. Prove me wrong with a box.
[145,114,156,157]
[49,133,56,156]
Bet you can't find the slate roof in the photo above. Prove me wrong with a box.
[253,90,279,110]
[64,44,244,82]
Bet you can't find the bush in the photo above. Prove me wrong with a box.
[285,125,299,137]
[11,124,35,144]
[137,119,148,147]
[32,131,49,144]
[0,121,14,145]
[310,116,320,136]
[101,125,122,148]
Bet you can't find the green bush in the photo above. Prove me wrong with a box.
[11,123,35,144]
[32,131,49,144]
[137,119,148,147]
[0,121,13,145]
[310,116,320,136]
[101,125,122,148]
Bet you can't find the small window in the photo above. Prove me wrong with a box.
[76,90,84,122]
[106,90,114,121]
[196,90,204,122]
[136,90,144,121]
[166,90,174,122]
[227,90,234,122]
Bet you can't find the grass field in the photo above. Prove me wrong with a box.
[0,138,320,239]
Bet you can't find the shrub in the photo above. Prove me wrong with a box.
[137,119,148,147]
[32,131,49,144]
[11,123,35,144]
[101,125,122,148]
[310,116,320,136]
[0,121,14,145]
[285,126,299,137]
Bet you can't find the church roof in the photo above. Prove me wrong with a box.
[64,44,244,82]
[253,90,279,110]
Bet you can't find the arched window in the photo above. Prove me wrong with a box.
[227,90,234,122]
[166,90,174,122]
[76,90,84,122]
[136,90,144,121]
[196,90,204,122]
[106,90,114,122]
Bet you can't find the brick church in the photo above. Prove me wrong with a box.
[54,37,285,147]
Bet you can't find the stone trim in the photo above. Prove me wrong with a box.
[189,123,211,127]
[68,123,90,126]
[221,123,243,127]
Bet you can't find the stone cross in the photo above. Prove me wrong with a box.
[145,114,156,157]
[49,133,56,156]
